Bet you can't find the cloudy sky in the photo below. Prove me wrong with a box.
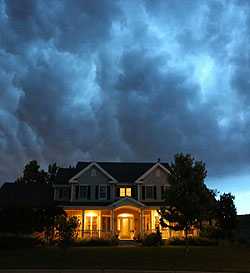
[0,0,250,214]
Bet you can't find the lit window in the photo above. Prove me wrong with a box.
[101,216,111,232]
[119,187,132,197]
[126,187,131,197]
[120,188,126,197]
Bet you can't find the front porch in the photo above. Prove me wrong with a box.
[64,198,197,240]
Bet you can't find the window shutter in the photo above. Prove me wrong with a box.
[87,185,91,200]
[154,186,157,200]
[161,186,164,200]
[132,185,137,199]
[116,187,120,197]
[95,185,99,200]
[75,185,79,200]
[142,186,145,200]
[107,185,111,200]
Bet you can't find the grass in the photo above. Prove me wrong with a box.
[0,246,250,272]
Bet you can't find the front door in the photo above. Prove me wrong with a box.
[118,216,134,240]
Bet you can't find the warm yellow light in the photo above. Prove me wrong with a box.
[126,188,131,197]
[118,213,134,218]
[120,188,126,197]
[85,210,98,217]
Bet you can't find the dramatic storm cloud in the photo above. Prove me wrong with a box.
[0,0,250,213]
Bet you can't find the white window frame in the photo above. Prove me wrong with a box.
[99,184,107,200]
[119,187,132,197]
[79,185,89,200]
[145,185,154,200]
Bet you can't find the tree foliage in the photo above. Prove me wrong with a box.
[55,215,80,247]
[158,153,216,240]
[216,192,237,239]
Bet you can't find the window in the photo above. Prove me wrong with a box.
[101,216,111,232]
[57,187,69,200]
[85,215,98,231]
[91,169,97,176]
[79,185,89,200]
[145,186,154,199]
[119,187,132,197]
[99,185,107,200]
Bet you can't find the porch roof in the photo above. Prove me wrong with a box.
[108,197,145,208]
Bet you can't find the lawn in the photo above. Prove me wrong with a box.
[0,246,250,272]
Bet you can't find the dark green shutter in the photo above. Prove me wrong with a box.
[116,187,120,197]
[154,186,157,200]
[107,185,111,200]
[87,185,91,200]
[132,185,137,199]
[142,186,145,200]
[95,185,99,200]
[75,185,79,200]
[161,186,164,200]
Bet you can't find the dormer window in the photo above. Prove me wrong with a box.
[119,187,132,197]
[91,169,97,176]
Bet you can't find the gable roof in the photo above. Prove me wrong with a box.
[69,162,118,183]
[0,182,54,208]
[54,161,170,185]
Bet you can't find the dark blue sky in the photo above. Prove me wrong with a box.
[0,0,250,214]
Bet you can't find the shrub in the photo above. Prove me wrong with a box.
[142,232,163,246]
[0,234,42,249]
[73,238,119,247]
[166,237,218,246]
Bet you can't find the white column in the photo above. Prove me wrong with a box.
[111,208,115,237]
[137,184,141,200]
[82,210,85,239]
[140,208,144,239]
[70,184,75,201]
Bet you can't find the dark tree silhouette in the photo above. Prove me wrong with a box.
[158,153,213,248]
[216,192,237,239]
[16,160,48,184]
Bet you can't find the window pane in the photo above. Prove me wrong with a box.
[126,188,132,197]
[146,186,154,199]
[120,188,125,197]
[80,186,88,199]
[99,185,107,199]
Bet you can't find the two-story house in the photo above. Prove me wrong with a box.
[53,161,195,240]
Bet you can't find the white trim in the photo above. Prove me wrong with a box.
[69,162,118,183]
[144,184,155,200]
[98,184,108,200]
[109,197,146,208]
[135,163,170,183]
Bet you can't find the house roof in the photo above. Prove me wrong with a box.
[54,161,170,185]
[0,182,54,208]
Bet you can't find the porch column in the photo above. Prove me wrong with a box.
[82,210,85,239]
[111,208,115,237]
[140,208,144,239]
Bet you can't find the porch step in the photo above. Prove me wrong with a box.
[118,240,141,247]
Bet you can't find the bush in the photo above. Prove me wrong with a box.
[142,232,163,247]
[166,237,218,246]
[0,234,42,249]
[73,238,119,247]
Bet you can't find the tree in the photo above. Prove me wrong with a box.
[35,206,66,244]
[48,162,59,184]
[216,193,237,239]
[158,153,212,246]
[55,215,80,247]
[15,160,48,184]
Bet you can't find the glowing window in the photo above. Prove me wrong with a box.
[120,188,126,197]
[119,187,132,197]
[126,187,131,197]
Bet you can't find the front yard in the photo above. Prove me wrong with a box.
[1,246,250,272]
